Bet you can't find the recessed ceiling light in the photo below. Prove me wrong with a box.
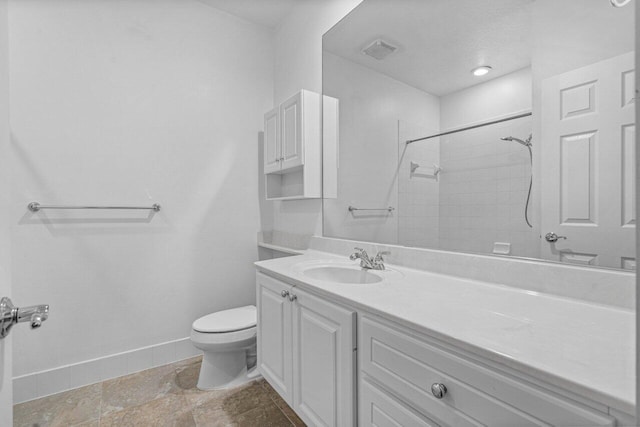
[472,66,492,76]
[610,0,631,7]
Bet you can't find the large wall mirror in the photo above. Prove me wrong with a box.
[322,0,636,271]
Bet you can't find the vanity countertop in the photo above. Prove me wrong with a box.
[255,250,635,415]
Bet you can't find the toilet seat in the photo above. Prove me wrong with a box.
[192,305,256,333]
[191,326,256,345]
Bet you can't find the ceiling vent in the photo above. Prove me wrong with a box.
[362,39,397,60]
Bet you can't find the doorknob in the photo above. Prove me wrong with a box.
[0,297,49,339]
[545,232,567,243]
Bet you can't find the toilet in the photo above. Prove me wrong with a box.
[190,305,259,390]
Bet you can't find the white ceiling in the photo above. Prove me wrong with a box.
[323,0,535,96]
[196,0,298,30]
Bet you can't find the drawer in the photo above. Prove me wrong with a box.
[360,377,440,427]
[360,316,614,427]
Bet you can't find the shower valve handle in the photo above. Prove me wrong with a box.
[545,232,567,243]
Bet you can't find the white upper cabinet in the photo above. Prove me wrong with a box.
[264,107,280,174]
[262,90,339,201]
[263,89,319,174]
[279,91,305,170]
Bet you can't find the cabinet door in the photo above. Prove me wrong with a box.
[256,273,293,404]
[291,287,356,427]
[280,91,304,170]
[263,107,280,174]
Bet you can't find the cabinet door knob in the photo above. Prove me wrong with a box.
[288,294,297,302]
[431,383,447,399]
[281,290,289,298]
[276,158,281,162]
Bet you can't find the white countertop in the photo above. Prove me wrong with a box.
[255,250,635,415]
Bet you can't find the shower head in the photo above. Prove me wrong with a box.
[501,134,532,147]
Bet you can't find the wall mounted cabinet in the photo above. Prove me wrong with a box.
[256,272,356,426]
[263,90,337,200]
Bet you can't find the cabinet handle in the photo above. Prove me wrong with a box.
[288,294,297,302]
[276,158,281,163]
[281,290,289,298]
[280,157,284,161]
[431,383,447,399]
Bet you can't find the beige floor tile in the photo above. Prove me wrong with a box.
[14,358,304,427]
[190,381,273,425]
[269,394,306,427]
[71,421,100,427]
[13,383,102,427]
[174,357,202,391]
[233,402,294,427]
[100,394,196,427]
[101,364,181,416]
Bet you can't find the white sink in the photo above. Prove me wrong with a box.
[302,265,384,284]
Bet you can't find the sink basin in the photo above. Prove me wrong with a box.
[302,266,383,284]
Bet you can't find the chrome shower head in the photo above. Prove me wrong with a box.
[501,134,532,147]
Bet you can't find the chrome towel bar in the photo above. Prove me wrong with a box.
[348,206,394,212]
[27,202,161,212]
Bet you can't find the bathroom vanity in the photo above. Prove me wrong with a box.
[255,251,635,427]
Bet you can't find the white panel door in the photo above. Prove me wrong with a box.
[292,287,356,427]
[256,273,293,404]
[541,52,635,269]
[280,91,304,171]
[0,262,10,422]
[264,107,281,174]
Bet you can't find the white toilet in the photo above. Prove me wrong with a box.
[190,305,259,390]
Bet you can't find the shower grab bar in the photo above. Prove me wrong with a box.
[27,202,161,212]
[406,111,532,145]
[348,206,394,212]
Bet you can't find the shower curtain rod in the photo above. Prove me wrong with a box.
[405,111,532,145]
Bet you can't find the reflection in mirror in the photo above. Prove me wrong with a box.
[322,0,636,271]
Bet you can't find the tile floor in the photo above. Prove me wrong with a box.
[13,356,306,427]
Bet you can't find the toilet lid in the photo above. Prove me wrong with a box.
[192,305,256,333]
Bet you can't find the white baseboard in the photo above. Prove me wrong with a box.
[13,337,202,404]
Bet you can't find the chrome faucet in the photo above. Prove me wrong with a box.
[350,248,390,270]
[0,297,49,339]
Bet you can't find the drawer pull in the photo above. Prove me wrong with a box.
[431,383,447,399]
[281,290,290,298]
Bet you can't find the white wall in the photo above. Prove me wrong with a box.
[9,0,273,386]
[0,0,11,419]
[323,52,439,244]
[269,0,363,237]
[440,68,532,130]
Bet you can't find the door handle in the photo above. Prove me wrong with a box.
[545,232,567,243]
[0,297,49,339]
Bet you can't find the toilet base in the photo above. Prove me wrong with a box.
[197,349,261,390]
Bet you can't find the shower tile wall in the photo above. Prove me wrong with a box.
[438,116,539,258]
[398,121,440,248]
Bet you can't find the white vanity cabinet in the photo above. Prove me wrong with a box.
[256,272,356,427]
[359,315,616,427]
